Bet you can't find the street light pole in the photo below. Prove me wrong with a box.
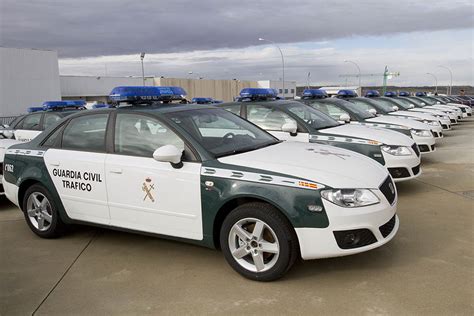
[344,60,361,92]
[140,52,146,86]
[438,65,453,95]
[426,73,438,94]
[259,38,285,98]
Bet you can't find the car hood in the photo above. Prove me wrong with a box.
[218,142,388,189]
[410,108,450,116]
[366,115,431,130]
[320,124,414,146]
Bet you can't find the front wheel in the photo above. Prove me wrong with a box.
[220,202,299,281]
[22,184,66,238]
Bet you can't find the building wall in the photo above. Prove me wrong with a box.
[156,78,258,102]
[0,47,61,116]
[257,80,297,99]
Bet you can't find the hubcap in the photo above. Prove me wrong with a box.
[228,217,280,273]
[26,192,53,232]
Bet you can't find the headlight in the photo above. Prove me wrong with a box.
[381,145,412,156]
[423,120,440,126]
[321,189,380,207]
[411,129,432,137]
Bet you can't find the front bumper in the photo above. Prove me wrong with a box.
[382,149,421,182]
[2,179,19,205]
[411,134,436,153]
[0,174,4,196]
[296,189,398,260]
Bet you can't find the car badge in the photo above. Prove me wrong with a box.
[142,177,155,202]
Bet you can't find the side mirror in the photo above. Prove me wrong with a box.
[281,122,297,134]
[409,104,415,109]
[436,102,441,104]
[339,113,351,123]
[392,106,399,111]
[153,145,183,168]
[368,108,377,115]
[2,130,14,139]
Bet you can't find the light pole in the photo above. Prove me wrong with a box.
[258,37,285,98]
[438,65,453,95]
[426,73,438,94]
[140,52,146,86]
[344,60,361,91]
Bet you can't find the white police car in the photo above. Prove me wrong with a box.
[303,89,437,153]
[219,88,421,182]
[0,102,86,196]
[427,95,472,117]
[413,92,468,118]
[2,86,399,281]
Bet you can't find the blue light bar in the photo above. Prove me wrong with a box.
[302,89,328,99]
[384,91,399,97]
[92,104,111,109]
[191,97,214,104]
[364,90,380,97]
[42,101,86,111]
[27,106,45,113]
[239,88,277,100]
[398,91,410,97]
[415,92,427,97]
[337,89,358,98]
[109,86,187,103]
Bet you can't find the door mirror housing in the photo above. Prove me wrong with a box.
[339,113,351,123]
[392,106,399,111]
[368,108,377,115]
[281,122,297,135]
[2,130,14,139]
[409,104,415,109]
[153,145,183,168]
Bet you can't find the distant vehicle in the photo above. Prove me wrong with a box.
[395,92,460,123]
[416,93,471,118]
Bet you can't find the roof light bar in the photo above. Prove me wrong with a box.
[109,86,187,104]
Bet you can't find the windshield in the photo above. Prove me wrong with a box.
[164,108,279,158]
[423,96,446,105]
[350,98,394,114]
[403,97,427,107]
[323,99,374,119]
[285,103,339,130]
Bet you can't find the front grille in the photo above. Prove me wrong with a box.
[418,144,430,152]
[334,229,377,249]
[450,119,455,123]
[468,113,472,116]
[412,164,420,175]
[441,124,448,129]
[379,176,396,205]
[411,144,420,157]
[432,131,439,138]
[461,108,466,113]
[379,215,396,238]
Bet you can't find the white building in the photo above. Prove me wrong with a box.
[257,80,297,99]
[0,47,62,116]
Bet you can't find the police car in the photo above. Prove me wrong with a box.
[386,92,459,125]
[0,101,86,196]
[408,93,463,121]
[219,88,421,182]
[2,86,399,281]
[302,89,437,153]
[368,94,452,130]
[415,93,471,118]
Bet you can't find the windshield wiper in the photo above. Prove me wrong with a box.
[215,141,279,158]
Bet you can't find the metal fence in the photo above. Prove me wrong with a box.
[0,116,18,125]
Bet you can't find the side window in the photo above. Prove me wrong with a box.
[21,114,42,130]
[42,126,64,148]
[246,104,296,131]
[43,113,62,129]
[220,105,241,116]
[322,104,349,120]
[114,113,184,157]
[62,114,108,152]
[351,100,372,111]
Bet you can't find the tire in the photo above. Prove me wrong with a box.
[22,184,66,238]
[220,202,299,281]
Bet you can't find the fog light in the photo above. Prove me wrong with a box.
[307,205,323,212]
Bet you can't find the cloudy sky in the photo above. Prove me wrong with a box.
[1,0,473,86]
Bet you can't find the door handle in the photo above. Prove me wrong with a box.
[109,168,123,174]
[49,161,60,167]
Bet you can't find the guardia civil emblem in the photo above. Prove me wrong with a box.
[142,177,155,202]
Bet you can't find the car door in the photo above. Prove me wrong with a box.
[105,113,203,240]
[245,104,309,142]
[43,113,110,224]
[14,113,43,141]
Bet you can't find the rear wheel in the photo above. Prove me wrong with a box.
[220,202,299,281]
[23,184,66,238]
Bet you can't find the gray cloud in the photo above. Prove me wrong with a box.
[1,0,472,58]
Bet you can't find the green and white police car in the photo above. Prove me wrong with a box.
[219,89,421,182]
[2,86,399,281]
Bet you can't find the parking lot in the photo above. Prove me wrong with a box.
[0,118,472,315]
